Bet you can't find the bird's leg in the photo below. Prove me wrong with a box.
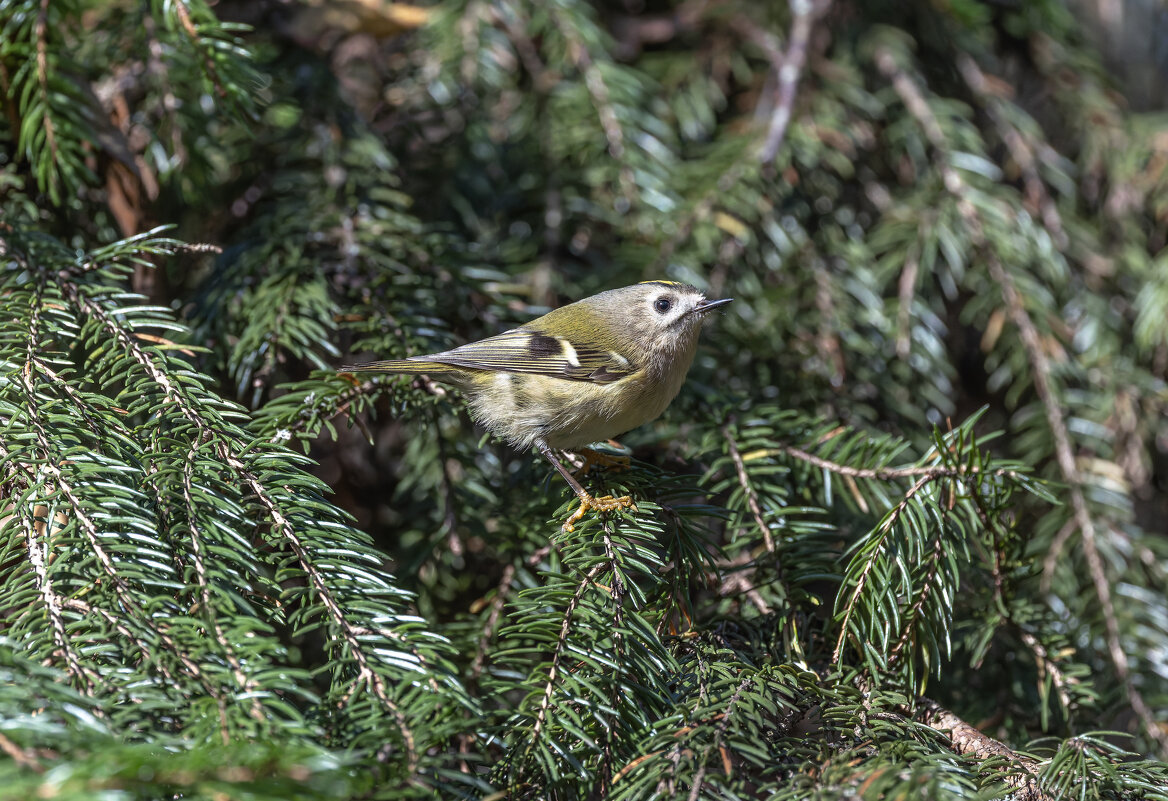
[570,442,632,478]
[537,441,636,532]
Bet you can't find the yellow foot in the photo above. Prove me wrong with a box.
[571,446,632,478]
[561,493,637,533]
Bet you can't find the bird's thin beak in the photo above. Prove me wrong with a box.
[693,297,733,314]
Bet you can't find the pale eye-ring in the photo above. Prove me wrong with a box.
[654,296,673,314]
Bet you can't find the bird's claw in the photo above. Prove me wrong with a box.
[561,493,637,532]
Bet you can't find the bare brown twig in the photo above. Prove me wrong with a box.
[777,441,1017,482]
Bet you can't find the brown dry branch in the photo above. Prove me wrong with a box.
[0,732,43,774]
[777,441,1019,483]
[915,699,1053,801]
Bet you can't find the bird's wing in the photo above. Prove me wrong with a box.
[421,328,638,383]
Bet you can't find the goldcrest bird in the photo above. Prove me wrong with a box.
[342,281,732,531]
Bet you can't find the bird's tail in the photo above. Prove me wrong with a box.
[340,358,448,374]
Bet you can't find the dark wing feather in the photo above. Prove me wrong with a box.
[421,328,637,383]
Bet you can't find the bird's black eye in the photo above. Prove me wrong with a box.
[654,296,673,314]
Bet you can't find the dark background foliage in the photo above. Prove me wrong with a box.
[2,0,1168,798]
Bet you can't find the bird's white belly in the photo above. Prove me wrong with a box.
[466,345,697,452]
[541,366,687,450]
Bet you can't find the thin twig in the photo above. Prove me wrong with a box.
[529,564,604,743]
[173,0,227,98]
[686,676,754,801]
[896,243,920,359]
[35,0,59,177]
[1018,629,1075,714]
[721,423,776,553]
[777,441,1018,482]
[548,8,637,204]
[0,732,43,774]
[1040,518,1078,593]
[716,550,772,615]
[469,563,516,683]
[598,525,627,795]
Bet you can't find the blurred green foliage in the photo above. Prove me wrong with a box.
[2,0,1168,798]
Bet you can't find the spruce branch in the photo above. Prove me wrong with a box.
[686,675,755,801]
[58,597,214,704]
[528,563,605,746]
[180,444,268,729]
[7,0,1168,794]
[547,5,637,203]
[599,526,627,793]
[11,276,90,692]
[873,43,1168,756]
[648,157,750,276]
[172,0,229,99]
[3,237,463,783]
[833,471,935,664]
[956,54,1068,249]
[887,533,945,667]
[10,261,265,727]
[17,491,92,692]
[18,292,152,635]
